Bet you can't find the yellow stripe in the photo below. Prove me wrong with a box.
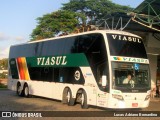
[21,57,30,80]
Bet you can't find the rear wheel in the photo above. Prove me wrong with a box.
[24,84,29,97]
[17,84,23,96]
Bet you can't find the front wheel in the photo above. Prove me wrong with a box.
[80,90,88,109]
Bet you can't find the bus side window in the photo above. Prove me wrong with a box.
[9,59,19,79]
[54,68,59,82]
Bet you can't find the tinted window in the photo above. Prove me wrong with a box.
[78,34,109,92]
[28,67,54,81]
[9,33,108,88]
[9,38,66,58]
[9,58,19,79]
[107,34,147,58]
[64,37,78,54]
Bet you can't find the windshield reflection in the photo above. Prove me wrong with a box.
[112,62,150,91]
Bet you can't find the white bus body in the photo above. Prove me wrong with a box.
[8,30,151,109]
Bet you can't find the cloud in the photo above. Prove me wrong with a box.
[0,32,26,42]
[0,32,27,59]
[0,32,10,41]
[15,36,25,41]
[0,47,10,59]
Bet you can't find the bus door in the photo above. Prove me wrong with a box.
[96,62,109,107]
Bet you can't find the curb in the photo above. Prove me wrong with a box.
[150,98,160,102]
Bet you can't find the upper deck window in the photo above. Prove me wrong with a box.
[107,34,147,59]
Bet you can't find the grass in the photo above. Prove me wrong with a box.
[0,83,7,89]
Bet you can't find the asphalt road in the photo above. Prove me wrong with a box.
[0,89,160,120]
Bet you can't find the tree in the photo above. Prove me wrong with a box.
[0,58,8,70]
[62,0,133,24]
[30,0,133,40]
[30,10,86,40]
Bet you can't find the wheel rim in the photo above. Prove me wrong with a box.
[17,86,21,95]
[25,86,29,96]
[81,93,84,105]
[67,91,70,103]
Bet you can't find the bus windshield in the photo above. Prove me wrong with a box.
[112,62,150,92]
[107,33,147,58]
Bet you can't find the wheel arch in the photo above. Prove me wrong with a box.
[16,81,24,90]
[62,86,78,99]
[17,81,21,87]
[23,82,28,87]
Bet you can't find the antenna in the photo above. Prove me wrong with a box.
[95,13,132,31]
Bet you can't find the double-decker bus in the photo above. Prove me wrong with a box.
[8,30,151,109]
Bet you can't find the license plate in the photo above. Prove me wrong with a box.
[132,103,138,107]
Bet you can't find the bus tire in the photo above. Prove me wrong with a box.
[17,83,23,97]
[62,88,75,106]
[80,90,88,109]
[62,88,68,104]
[24,84,30,98]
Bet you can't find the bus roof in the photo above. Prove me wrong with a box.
[11,30,141,47]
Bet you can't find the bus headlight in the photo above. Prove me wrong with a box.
[112,94,124,101]
[144,95,150,101]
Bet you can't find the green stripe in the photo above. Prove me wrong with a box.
[26,53,89,67]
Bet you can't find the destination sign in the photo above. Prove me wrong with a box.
[111,56,149,64]
[111,34,142,43]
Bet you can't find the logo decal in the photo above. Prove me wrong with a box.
[112,56,149,64]
[111,34,141,43]
[74,70,80,81]
[37,56,67,66]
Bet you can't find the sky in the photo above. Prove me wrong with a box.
[0,0,144,59]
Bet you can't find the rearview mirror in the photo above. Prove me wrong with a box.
[102,75,107,87]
